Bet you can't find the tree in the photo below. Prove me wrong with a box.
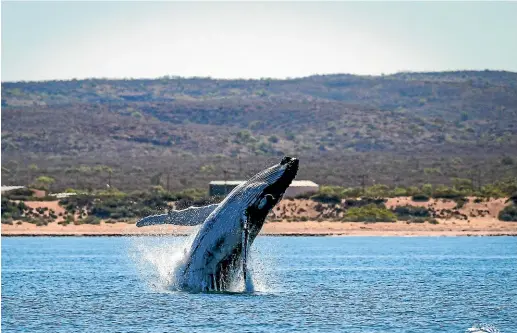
[93,165,113,188]
[452,177,473,193]
[421,184,433,196]
[78,166,93,191]
[28,164,38,186]
[65,167,80,189]
[35,176,55,193]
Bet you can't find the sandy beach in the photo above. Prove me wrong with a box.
[2,218,517,237]
[2,197,516,236]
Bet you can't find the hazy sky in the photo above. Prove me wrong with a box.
[1,1,516,82]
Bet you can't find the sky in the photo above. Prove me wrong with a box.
[1,1,516,82]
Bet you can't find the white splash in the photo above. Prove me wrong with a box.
[128,230,273,293]
[466,323,501,333]
[128,228,198,291]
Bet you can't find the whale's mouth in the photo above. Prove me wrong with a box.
[264,156,299,201]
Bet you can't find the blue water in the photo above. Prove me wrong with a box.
[2,236,516,332]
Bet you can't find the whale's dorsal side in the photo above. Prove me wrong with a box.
[136,204,219,227]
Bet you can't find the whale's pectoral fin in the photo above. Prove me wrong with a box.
[136,204,218,227]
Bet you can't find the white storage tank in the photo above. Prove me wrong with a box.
[284,180,319,198]
[209,180,319,198]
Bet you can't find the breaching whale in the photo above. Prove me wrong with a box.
[136,156,299,292]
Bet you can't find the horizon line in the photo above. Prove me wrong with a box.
[2,69,516,84]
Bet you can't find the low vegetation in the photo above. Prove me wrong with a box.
[2,71,517,192]
[1,196,54,225]
[310,179,516,203]
[57,188,223,221]
[343,204,397,223]
[411,194,430,202]
[3,175,516,224]
[392,205,438,223]
[498,205,517,222]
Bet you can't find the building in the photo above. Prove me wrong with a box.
[1,186,46,198]
[209,180,319,198]
[50,192,77,199]
[209,181,245,197]
[283,180,319,198]
[1,186,26,193]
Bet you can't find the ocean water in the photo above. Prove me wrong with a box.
[2,236,516,333]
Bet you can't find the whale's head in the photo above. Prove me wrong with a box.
[239,156,299,238]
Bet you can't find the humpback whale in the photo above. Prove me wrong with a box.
[136,156,299,292]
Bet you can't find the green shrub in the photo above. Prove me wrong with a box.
[310,193,341,204]
[508,192,517,205]
[4,188,34,201]
[341,187,363,198]
[343,204,396,222]
[58,190,207,220]
[421,184,433,196]
[451,178,474,193]
[81,216,101,225]
[454,197,468,209]
[365,184,390,198]
[498,205,517,222]
[405,186,420,196]
[24,216,50,226]
[412,194,430,202]
[428,218,440,224]
[408,217,427,223]
[433,185,464,200]
[345,197,386,208]
[479,185,506,198]
[1,196,27,220]
[391,187,408,197]
[392,205,430,219]
[2,218,14,225]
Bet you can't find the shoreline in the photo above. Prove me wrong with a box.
[2,233,517,237]
[2,220,516,237]
[2,196,516,237]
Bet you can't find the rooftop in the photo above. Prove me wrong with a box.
[209,180,318,187]
[1,185,26,193]
[50,193,77,199]
[209,181,246,186]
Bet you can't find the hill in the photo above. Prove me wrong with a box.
[2,71,517,191]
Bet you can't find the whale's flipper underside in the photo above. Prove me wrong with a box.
[136,204,219,227]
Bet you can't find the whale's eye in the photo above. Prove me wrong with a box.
[258,194,275,209]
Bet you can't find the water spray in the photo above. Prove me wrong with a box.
[242,210,249,290]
